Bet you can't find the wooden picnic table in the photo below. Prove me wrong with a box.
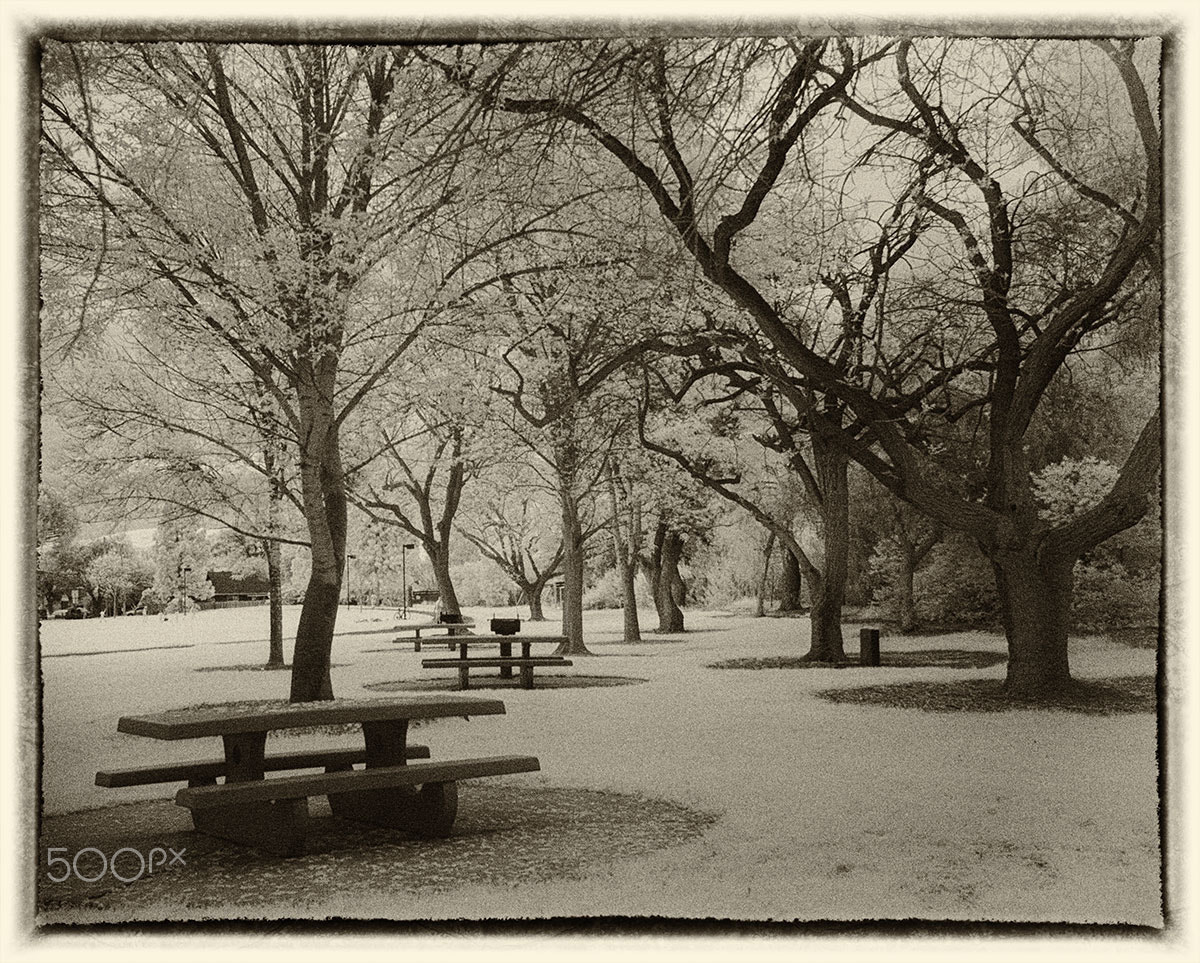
[391,619,475,651]
[422,635,572,690]
[99,696,539,857]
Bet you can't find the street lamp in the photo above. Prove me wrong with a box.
[180,565,191,618]
[401,543,416,620]
[344,553,356,606]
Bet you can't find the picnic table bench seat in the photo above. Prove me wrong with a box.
[421,655,573,690]
[175,754,540,856]
[94,744,432,788]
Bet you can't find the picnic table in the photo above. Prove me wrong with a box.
[392,618,476,651]
[95,696,539,857]
[422,635,573,690]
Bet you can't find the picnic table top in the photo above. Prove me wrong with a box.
[117,695,506,740]
[445,635,568,645]
[392,619,476,631]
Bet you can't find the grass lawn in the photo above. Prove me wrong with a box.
[29,603,1162,927]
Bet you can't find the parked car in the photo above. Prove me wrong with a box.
[48,606,90,620]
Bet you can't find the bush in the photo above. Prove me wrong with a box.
[1072,560,1159,630]
[1033,455,1161,630]
[866,537,904,619]
[582,568,654,610]
[913,536,999,627]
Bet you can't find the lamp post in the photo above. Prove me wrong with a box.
[401,543,416,620]
[180,565,191,618]
[344,553,356,606]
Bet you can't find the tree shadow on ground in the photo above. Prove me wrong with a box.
[38,784,715,921]
[365,675,647,693]
[707,649,1008,671]
[194,663,344,672]
[815,676,1155,714]
[43,645,195,659]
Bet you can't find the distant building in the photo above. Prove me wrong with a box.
[202,570,271,608]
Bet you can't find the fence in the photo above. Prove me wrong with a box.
[197,598,269,611]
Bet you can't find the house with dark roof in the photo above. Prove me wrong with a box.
[201,570,271,608]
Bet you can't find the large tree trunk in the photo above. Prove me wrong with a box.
[428,542,461,617]
[990,407,1160,696]
[289,364,345,703]
[991,545,1075,696]
[779,547,803,611]
[606,465,642,642]
[654,527,685,633]
[557,495,590,655]
[803,438,848,661]
[263,537,285,666]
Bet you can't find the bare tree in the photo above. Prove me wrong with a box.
[457,485,565,621]
[449,36,1161,695]
[42,41,601,698]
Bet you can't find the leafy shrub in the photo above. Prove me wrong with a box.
[913,535,999,627]
[866,537,904,618]
[1034,455,1161,629]
[582,568,654,609]
[1072,560,1159,630]
[1032,455,1120,524]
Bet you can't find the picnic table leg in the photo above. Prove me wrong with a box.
[222,732,267,782]
[519,663,534,689]
[499,641,513,679]
[187,731,307,857]
[453,642,471,689]
[330,719,457,837]
[361,720,410,767]
[189,798,308,858]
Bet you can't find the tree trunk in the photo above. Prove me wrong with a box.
[429,542,461,617]
[779,547,803,611]
[263,537,285,666]
[655,528,685,633]
[289,364,345,703]
[263,432,286,666]
[756,530,776,617]
[557,495,590,655]
[523,579,547,621]
[618,558,641,642]
[896,554,917,634]
[991,545,1075,696]
[606,462,641,642]
[803,437,848,661]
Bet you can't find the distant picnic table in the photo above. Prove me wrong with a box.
[391,618,476,652]
[95,696,539,857]
[422,635,572,690]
